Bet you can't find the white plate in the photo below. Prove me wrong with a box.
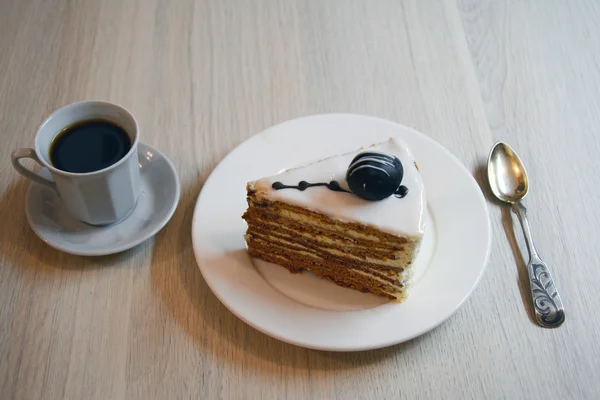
[192,114,491,351]
[26,143,180,256]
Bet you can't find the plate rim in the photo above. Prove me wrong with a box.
[192,113,492,351]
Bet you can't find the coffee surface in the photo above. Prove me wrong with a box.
[50,119,131,173]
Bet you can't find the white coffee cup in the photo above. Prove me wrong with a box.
[11,101,141,226]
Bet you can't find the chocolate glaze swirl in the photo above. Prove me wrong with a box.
[272,180,408,199]
[272,180,350,193]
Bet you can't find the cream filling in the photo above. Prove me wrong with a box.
[327,247,410,269]
[251,231,412,269]
[351,269,407,291]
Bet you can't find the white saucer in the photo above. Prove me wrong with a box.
[192,114,491,351]
[26,142,180,256]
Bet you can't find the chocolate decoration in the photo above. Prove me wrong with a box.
[272,180,350,193]
[394,185,408,198]
[346,152,405,201]
[271,151,409,201]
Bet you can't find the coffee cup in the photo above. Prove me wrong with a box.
[11,101,141,225]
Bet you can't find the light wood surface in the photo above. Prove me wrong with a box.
[1,0,599,399]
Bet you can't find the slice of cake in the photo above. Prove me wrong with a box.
[242,138,426,301]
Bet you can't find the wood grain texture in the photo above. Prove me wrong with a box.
[1,0,599,398]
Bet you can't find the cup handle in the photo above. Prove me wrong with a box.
[11,148,56,191]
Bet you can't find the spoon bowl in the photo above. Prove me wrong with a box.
[488,142,529,204]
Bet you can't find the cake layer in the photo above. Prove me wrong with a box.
[246,233,412,284]
[247,241,406,300]
[243,198,421,269]
[246,196,417,247]
[248,222,411,267]
[249,219,402,253]
[247,227,414,270]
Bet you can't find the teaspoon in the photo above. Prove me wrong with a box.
[487,142,565,328]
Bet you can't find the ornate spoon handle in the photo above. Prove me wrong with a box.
[512,202,565,328]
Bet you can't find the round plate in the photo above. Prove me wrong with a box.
[192,114,491,351]
[26,143,180,256]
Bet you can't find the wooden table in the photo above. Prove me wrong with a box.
[1,1,599,399]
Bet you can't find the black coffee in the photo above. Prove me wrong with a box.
[50,119,131,173]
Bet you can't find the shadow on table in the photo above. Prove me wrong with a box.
[472,163,535,324]
[149,177,429,371]
[0,178,144,274]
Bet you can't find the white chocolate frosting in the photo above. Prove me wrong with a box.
[250,138,426,237]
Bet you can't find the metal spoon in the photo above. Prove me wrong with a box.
[487,142,565,328]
